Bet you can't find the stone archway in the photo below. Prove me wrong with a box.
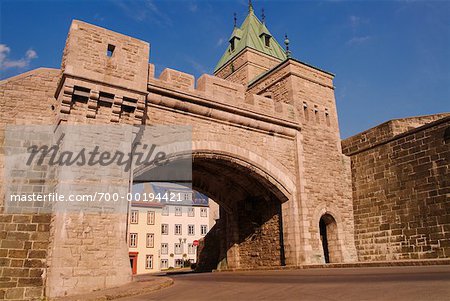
[133,149,294,271]
[319,213,341,263]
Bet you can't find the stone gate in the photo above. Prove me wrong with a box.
[0,11,358,300]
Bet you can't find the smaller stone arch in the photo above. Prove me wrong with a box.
[319,214,341,263]
[311,205,346,264]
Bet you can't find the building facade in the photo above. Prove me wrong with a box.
[128,200,163,274]
[128,183,216,273]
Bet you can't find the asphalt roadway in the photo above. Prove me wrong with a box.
[120,265,450,301]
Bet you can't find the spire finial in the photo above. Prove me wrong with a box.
[233,12,237,27]
[284,34,291,58]
[261,8,265,23]
[249,0,253,13]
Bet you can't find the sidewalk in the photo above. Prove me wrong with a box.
[53,276,173,301]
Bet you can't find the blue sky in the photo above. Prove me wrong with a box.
[1,0,449,138]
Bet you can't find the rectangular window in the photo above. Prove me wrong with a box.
[161,259,168,269]
[188,243,195,254]
[175,259,183,268]
[175,224,182,235]
[147,211,155,225]
[201,225,208,236]
[161,243,168,255]
[162,224,169,235]
[188,207,195,217]
[181,192,193,202]
[314,105,320,123]
[188,224,195,236]
[200,208,207,217]
[174,243,182,254]
[303,102,309,121]
[162,206,169,216]
[325,109,331,127]
[145,255,153,269]
[130,210,138,224]
[107,44,115,57]
[129,233,138,248]
[146,233,154,248]
[175,207,182,216]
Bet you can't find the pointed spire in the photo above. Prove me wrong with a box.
[249,0,254,13]
[261,8,266,24]
[233,12,237,27]
[284,34,291,58]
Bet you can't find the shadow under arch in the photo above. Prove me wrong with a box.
[133,148,294,271]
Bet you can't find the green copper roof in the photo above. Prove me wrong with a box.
[214,8,287,73]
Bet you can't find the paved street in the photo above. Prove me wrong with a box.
[120,266,450,301]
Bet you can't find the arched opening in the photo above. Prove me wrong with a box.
[131,151,290,272]
[319,214,340,263]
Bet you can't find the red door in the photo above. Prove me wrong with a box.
[129,252,138,275]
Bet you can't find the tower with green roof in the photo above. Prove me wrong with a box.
[214,3,287,85]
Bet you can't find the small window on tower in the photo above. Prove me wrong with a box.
[264,35,270,47]
[107,44,115,57]
[230,39,235,52]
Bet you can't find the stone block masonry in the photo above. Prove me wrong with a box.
[343,115,450,261]
[0,214,51,300]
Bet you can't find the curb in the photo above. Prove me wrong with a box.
[52,277,174,301]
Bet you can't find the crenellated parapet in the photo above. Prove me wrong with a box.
[147,65,299,136]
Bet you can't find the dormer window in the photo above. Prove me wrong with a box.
[264,35,270,47]
[230,39,235,52]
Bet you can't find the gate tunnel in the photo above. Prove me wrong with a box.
[133,151,290,271]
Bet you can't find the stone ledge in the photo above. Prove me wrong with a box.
[51,277,173,301]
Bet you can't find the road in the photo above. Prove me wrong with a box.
[120,266,450,301]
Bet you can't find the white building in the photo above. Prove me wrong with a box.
[128,201,163,274]
[128,182,218,272]
[153,183,212,269]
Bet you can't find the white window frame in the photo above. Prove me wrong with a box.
[188,243,195,254]
[145,255,153,269]
[146,233,154,248]
[175,224,182,235]
[188,224,195,236]
[130,210,139,224]
[188,207,195,217]
[161,259,168,269]
[175,207,182,216]
[200,208,207,217]
[162,224,169,235]
[201,225,207,236]
[174,243,182,254]
[129,233,138,248]
[162,206,169,216]
[161,243,168,255]
[147,211,155,225]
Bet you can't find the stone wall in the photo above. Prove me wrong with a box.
[0,214,51,300]
[342,115,450,261]
[0,68,59,300]
[61,20,149,92]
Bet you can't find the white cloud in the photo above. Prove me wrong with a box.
[216,38,225,47]
[347,36,371,45]
[26,49,37,60]
[0,44,38,70]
